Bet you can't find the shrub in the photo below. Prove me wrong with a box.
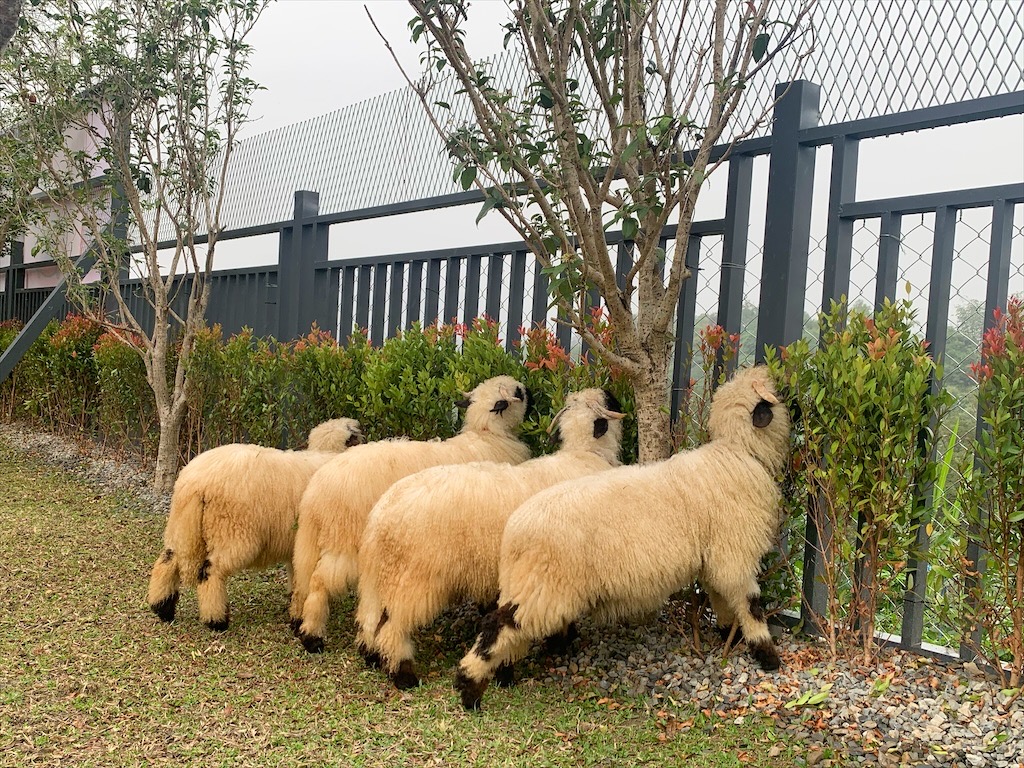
[284,324,371,447]
[93,331,156,455]
[359,323,460,442]
[955,297,1024,688]
[767,298,951,662]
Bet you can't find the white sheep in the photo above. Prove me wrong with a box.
[147,418,364,630]
[453,365,791,709]
[355,387,626,689]
[290,374,533,653]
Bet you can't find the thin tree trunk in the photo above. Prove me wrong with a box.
[630,340,673,464]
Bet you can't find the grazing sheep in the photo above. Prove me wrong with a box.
[147,418,364,630]
[290,375,532,653]
[356,388,626,689]
[453,365,791,710]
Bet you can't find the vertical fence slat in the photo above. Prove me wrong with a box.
[505,250,528,351]
[821,137,860,309]
[531,258,549,329]
[371,263,388,345]
[875,212,902,309]
[388,261,405,339]
[718,153,753,376]
[463,254,482,325]
[355,264,372,332]
[444,257,462,325]
[406,260,423,328]
[485,252,504,321]
[424,257,442,326]
[671,235,701,421]
[338,265,356,343]
[899,206,954,650]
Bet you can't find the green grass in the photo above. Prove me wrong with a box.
[0,438,821,767]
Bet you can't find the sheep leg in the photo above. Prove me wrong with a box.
[147,548,180,623]
[542,621,579,657]
[373,614,420,690]
[706,587,741,642]
[196,558,231,631]
[298,569,330,653]
[454,602,533,710]
[718,580,780,671]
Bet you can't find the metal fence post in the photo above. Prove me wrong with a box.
[755,80,820,360]
[3,239,25,321]
[277,190,320,341]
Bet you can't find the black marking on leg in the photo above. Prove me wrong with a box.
[494,661,515,688]
[391,660,420,690]
[373,608,389,637]
[453,668,488,711]
[476,602,519,662]
[543,622,579,656]
[289,618,302,636]
[198,559,212,583]
[356,642,382,669]
[748,595,765,622]
[300,632,325,654]
[161,548,174,564]
[749,638,781,671]
[150,592,179,623]
[717,624,745,643]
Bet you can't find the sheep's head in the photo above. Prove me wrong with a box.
[547,388,626,464]
[307,418,365,452]
[707,366,791,474]
[456,375,530,435]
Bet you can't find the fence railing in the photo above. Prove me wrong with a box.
[2,80,1023,661]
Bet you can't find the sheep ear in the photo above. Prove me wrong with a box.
[593,418,609,439]
[752,400,774,428]
[752,379,779,405]
[603,389,623,415]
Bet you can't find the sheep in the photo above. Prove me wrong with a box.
[453,365,791,710]
[289,374,533,653]
[355,387,626,690]
[147,418,364,630]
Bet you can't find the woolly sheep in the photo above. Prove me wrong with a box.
[290,374,533,653]
[355,387,626,689]
[147,418,364,630]
[453,365,791,710]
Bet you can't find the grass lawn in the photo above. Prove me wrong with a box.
[0,438,820,767]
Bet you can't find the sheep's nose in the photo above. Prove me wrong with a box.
[490,399,510,415]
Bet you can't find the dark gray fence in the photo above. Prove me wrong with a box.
[2,79,1023,659]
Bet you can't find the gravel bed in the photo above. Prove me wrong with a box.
[2,421,1021,767]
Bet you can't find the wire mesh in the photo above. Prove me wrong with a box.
[168,0,1024,243]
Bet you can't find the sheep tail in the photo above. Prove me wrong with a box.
[147,478,208,622]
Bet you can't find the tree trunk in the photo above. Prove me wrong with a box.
[153,403,184,494]
[630,340,673,465]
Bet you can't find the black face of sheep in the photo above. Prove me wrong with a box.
[752,400,774,428]
[345,431,364,448]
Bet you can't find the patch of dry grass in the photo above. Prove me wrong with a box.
[0,438,813,767]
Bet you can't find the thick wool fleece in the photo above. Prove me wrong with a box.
[355,388,625,687]
[146,418,362,630]
[454,366,791,710]
[289,375,532,650]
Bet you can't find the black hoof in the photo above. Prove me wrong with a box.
[300,633,325,654]
[494,662,515,688]
[749,639,781,671]
[150,593,179,623]
[453,669,487,711]
[717,625,744,643]
[391,660,420,690]
[356,642,382,669]
[205,616,229,632]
